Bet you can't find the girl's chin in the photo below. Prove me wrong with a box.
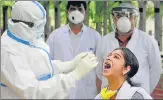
[103,69,110,74]
[103,72,111,78]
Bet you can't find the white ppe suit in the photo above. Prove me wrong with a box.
[1,1,98,99]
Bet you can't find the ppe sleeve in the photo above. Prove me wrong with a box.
[1,50,77,99]
[53,60,73,74]
[147,38,163,93]
[53,52,90,74]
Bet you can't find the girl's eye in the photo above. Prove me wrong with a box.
[114,55,119,59]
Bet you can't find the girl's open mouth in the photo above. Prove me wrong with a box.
[105,63,111,69]
[103,62,112,73]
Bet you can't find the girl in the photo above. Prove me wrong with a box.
[95,47,152,99]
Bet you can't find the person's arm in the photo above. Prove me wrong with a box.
[53,52,90,74]
[1,50,97,99]
[147,38,163,93]
[95,37,103,93]
[46,33,54,60]
[96,76,102,93]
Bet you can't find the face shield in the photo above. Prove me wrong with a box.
[112,8,139,19]
[112,3,139,34]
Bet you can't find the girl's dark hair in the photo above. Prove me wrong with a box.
[114,47,140,86]
[66,1,87,11]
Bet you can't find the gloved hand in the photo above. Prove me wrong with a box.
[53,52,89,73]
[68,53,98,81]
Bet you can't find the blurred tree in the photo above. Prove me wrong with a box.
[103,1,108,35]
[84,1,91,25]
[54,1,61,29]
[95,1,103,35]
[1,0,162,37]
[60,1,68,24]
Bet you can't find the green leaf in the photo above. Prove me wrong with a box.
[1,1,14,7]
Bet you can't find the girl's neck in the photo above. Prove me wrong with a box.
[108,77,125,91]
[107,77,125,99]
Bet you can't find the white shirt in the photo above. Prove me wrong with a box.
[68,24,84,55]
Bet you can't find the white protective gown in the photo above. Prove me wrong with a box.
[47,24,101,99]
[1,29,81,99]
[96,29,163,94]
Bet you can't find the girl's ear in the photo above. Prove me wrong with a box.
[122,66,131,75]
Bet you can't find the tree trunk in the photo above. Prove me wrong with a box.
[138,0,146,32]
[43,1,50,40]
[2,6,8,34]
[108,15,113,33]
[96,1,102,35]
[161,2,163,51]
[103,1,107,35]
[84,1,91,26]
[154,0,162,50]
[55,1,61,29]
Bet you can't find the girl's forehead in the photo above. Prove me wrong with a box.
[111,49,123,55]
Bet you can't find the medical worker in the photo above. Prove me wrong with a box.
[95,47,152,99]
[96,2,162,94]
[47,1,101,99]
[1,1,98,99]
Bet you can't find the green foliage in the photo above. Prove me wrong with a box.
[1,0,14,7]
[161,2,163,17]
[89,1,96,23]
[60,1,67,25]
[107,1,120,32]
[49,1,54,9]
[146,1,154,19]
[95,1,104,23]
[1,0,162,33]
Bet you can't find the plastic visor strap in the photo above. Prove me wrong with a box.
[1,30,54,87]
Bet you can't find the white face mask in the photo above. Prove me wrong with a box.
[35,27,44,39]
[68,10,84,24]
[33,18,46,40]
[8,19,15,30]
[116,17,131,34]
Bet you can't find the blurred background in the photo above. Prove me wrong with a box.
[0,0,163,99]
